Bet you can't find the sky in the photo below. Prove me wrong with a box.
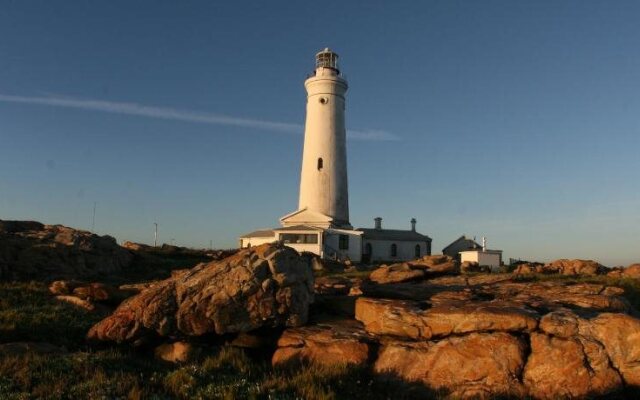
[1,1,639,266]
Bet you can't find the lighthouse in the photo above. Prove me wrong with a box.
[281,48,351,229]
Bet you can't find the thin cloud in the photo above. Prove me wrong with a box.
[0,93,400,141]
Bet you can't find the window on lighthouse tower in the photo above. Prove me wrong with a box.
[317,158,323,171]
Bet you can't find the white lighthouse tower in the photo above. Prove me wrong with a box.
[281,48,351,229]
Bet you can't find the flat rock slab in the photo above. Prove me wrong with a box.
[368,255,460,285]
[374,332,527,399]
[487,282,630,313]
[87,243,314,343]
[355,297,539,340]
[272,319,373,367]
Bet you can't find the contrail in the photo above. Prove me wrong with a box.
[0,93,400,141]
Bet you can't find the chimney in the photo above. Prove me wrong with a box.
[410,218,416,232]
[482,237,487,252]
[374,217,382,230]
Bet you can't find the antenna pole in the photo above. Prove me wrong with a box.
[154,223,158,247]
[91,202,97,232]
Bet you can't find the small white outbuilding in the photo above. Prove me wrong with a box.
[458,237,503,270]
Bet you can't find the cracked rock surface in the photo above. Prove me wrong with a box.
[87,243,314,342]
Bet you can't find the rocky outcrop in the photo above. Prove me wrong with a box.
[543,259,606,276]
[122,241,152,251]
[0,220,132,281]
[608,263,640,279]
[87,243,314,343]
[301,272,640,398]
[272,319,373,367]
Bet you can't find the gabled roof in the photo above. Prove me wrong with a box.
[239,229,275,238]
[280,208,333,224]
[358,228,431,242]
[442,235,481,253]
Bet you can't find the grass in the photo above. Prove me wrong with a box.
[0,281,108,349]
[0,342,402,400]
[110,249,213,285]
[0,281,419,400]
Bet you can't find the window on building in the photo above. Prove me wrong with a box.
[280,233,318,244]
[415,244,421,258]
[317,158,323,170]
[247,242,251,248]
[364,243,372,255]
[339,234,349,250]
[390,243,397,257]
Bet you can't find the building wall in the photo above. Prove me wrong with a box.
[460,251,501,269]
[363,239,428,263]
[323,232,362,263]
[240,237,275,248]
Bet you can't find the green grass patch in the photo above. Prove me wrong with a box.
[0,282,108,349]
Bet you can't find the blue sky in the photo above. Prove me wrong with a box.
[1,1,639,265]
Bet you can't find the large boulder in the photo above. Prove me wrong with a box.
[272,319,373,367]
[584,313,640,386]
[87,243,314,343]
[523,332,622,399]
[0,220,133,281]
[375,333,527,399]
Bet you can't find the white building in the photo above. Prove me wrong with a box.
[239,49,431,263]
[459,237,503,270]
